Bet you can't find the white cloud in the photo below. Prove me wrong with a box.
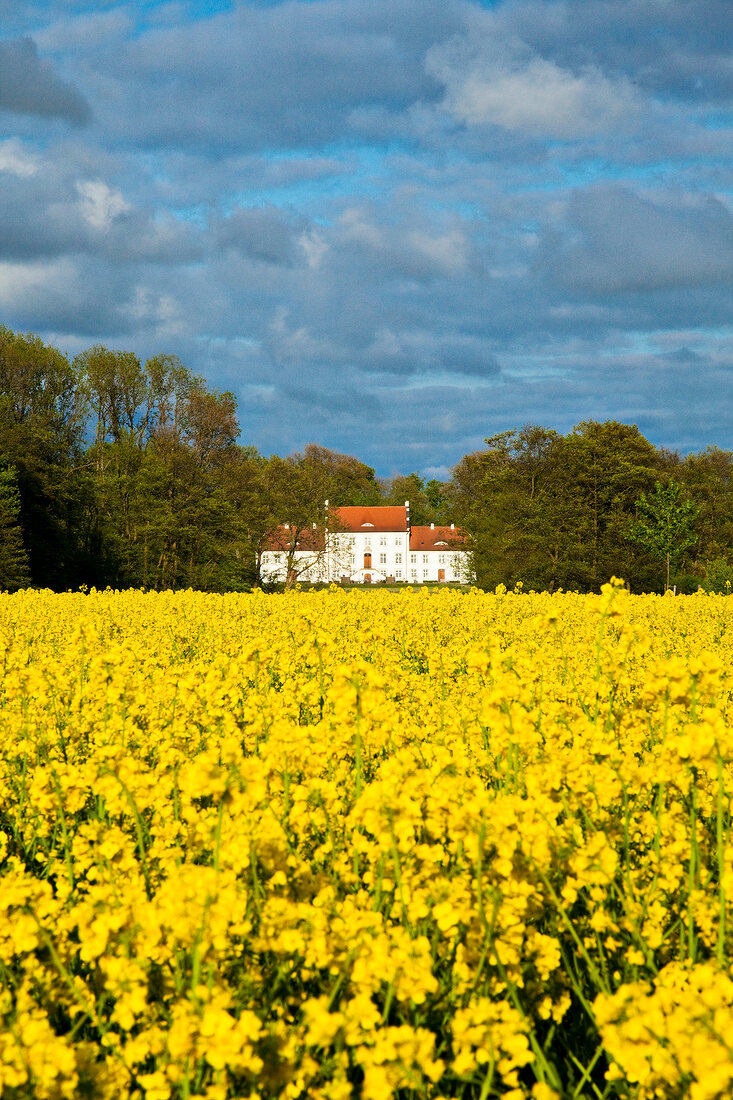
[130,285,185,335]
[33,7,135,52]
[299,230,328,271]
[76,179,130,230]
[427,35,642,139]
[405,229,468,276]
[0,257,72,304]
[0,138,39,177]
[339,207,384,248]
[267,306,338,365]
[338,206,472,279]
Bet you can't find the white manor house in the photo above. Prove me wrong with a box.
[261,503,472,585]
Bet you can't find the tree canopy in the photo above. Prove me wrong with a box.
[630,480,699,591]
[1,327,731,594]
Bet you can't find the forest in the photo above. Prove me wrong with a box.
[1,326,732,595]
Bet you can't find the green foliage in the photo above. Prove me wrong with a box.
[562,421,661,589]
[0,465,30,591]
[630,480,699,591]
[0,327,87,588]
[424,477,450,524]
[2,326,733,596]
[450,422,661,592]
[300,444,381,507]
[703,556,733,594]
[384,472,452,525]
[675,447,733,577]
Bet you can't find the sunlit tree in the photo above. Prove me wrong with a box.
[630,480,699,592]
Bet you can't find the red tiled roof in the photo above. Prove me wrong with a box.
[334,506,408,533]
[264,512,466,552]
[265,525,325,552]
[409,525,466,551]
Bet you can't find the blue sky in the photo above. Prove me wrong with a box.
[1,0,733,477]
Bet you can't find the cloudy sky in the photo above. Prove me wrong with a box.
[1,0,732,476]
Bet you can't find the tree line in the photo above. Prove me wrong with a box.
[0,327,731,594]
[450,423,733,594]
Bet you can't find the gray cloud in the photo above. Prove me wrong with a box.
[284,381,382,419]
[361,327,501,378]
[0,37,90,122]
[494,0,733,103]
[216,206,307,266]
[1,0,733,475]
[82,0,463,151]
[0,255,155,337]
[0,158,204,265]
[538,186,733,293]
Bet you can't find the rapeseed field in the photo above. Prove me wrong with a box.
[1,582,732,1099]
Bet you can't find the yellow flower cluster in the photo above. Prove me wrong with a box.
[0,581,732,1098]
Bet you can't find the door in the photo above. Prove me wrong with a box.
[438,568,445,582]
[364,573,372,584]
[364,552,372,568]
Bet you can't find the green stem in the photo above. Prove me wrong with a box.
[717,754,726,966]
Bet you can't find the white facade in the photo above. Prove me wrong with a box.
[329,525,410,583]
[261,504,472,585]
[403,535,469,584]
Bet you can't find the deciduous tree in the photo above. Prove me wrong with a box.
[0,327,87,587]
[630,479,699,591]
[0,465,30,591]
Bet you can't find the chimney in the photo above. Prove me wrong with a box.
[431,522,434,529]
[450,523,454,529]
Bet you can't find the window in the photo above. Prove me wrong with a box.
[379,553,387,565]
[438,553,445,565]
[395,552,402,564]
[410,553,417,564]
[379,536,387,546]
[410,568,417,578]
[349,555,355,566]
[364,535,371,547]
[394,536,401,546]
[396,569,402,579]
[422,554,429,564]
